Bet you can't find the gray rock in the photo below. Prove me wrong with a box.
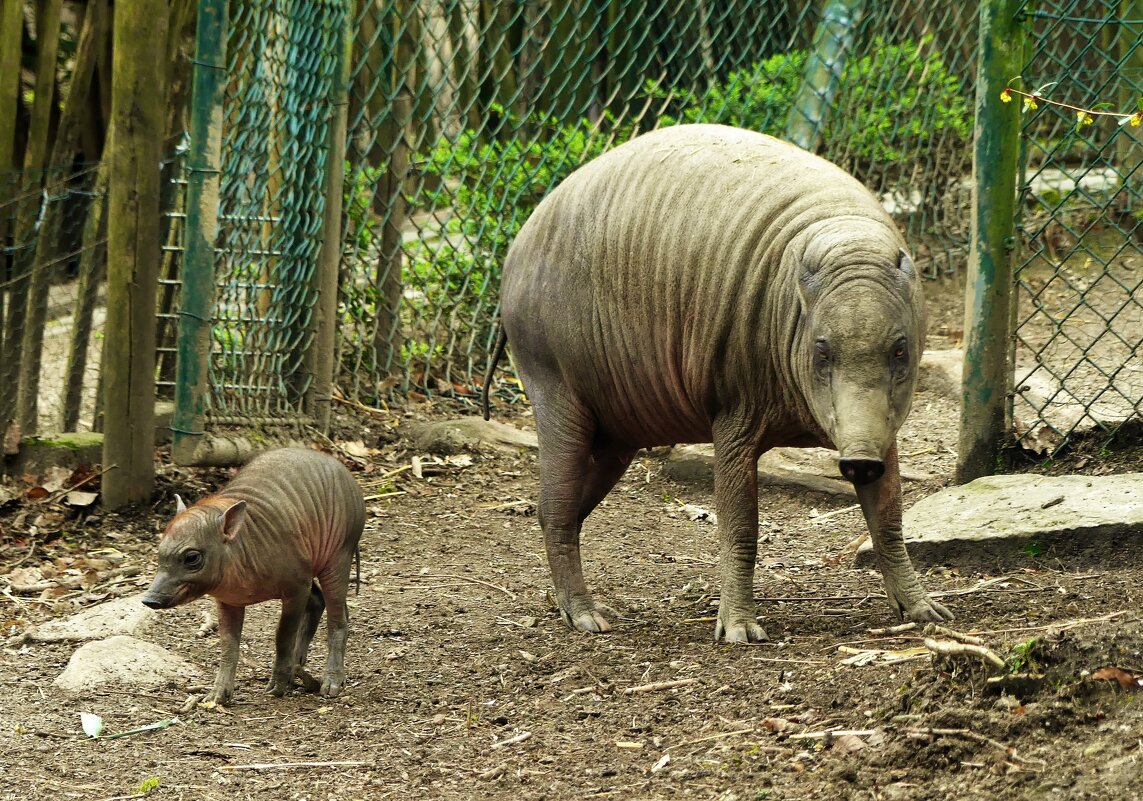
[26,594,155,643]
[405,417,538,455]
[856,473,1143,567]
[664,445,932,497]
[54,635,201,693]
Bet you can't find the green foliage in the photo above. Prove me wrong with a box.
[137,777,161,794]
[1007,638,1041,672]
[1023,540,1043,558]
[654,37,972,184]
[346,108,632,380]
[651,50,807,132]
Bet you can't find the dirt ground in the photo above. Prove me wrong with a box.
[1,275,1142,801]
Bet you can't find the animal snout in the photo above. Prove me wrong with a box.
[141,594,170,610]
[838,458,884,486]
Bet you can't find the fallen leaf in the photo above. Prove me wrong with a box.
[1091,667,1141,689]
[680,503,717,523]
[650,753,670,773]
[833,733,867,754]
[340,440,371,459]
[80,712,104,738]
[65,491,99,508]
[762,717,790,732]
[25,486,49,501]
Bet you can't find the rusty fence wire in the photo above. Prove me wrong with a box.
[1011,0,1143,453]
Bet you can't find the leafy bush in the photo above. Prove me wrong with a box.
[654,37,972,185]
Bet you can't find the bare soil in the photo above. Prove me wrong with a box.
[1,277,1141,801]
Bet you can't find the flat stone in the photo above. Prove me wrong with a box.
[405,417,538,455]
[855,473,1143,567]
[54,635,202,693]
[26,594,155,643]
[664,444,932,497]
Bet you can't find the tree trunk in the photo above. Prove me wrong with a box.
[102,0,167,507]
[18,0,105,433]
[3,0,62,439]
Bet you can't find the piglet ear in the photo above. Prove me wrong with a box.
[221,500,247,542]
[175,494,187,514]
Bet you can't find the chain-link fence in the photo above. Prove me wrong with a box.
[0,164,108,440]
[338,0,980,404]
[1011,0,1142,453]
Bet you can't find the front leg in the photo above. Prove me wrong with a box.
[712,424,767,643]
[268,586,310,697]
[206,601,245,705]
[855,441,952,623]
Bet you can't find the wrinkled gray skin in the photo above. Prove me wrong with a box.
[490,124,952,642]
[142,448,365,704]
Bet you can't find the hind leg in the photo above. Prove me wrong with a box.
[291,581,325,692]
[535,388,633,633]
[316,565,352,698]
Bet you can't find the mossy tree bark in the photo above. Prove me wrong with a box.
[102,0,168,507]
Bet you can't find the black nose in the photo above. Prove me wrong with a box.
[141,596,166,610]
[839,458,884,486]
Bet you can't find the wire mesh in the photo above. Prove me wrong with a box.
[0,163,108,438]
[1012,0,1143,453]
[203,0,344,424]
[338,0,980,405]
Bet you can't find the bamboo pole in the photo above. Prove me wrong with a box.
[102,0,167,507]
[956,0,1025,482]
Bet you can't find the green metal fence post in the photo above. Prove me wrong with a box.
[784,0,865,151]
[308,0,351,434]
[956,0,1025,483]
[172,0,227,466]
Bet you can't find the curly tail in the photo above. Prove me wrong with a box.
[482,325,509,420]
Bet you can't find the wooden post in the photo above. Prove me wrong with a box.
[308,3,351,433]
[102,0,167,507]
[956,0,1025,483]
[0,0,25,437]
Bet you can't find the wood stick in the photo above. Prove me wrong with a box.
[905,727,1044,765]
[491,731,532,749]
[331,394,390,417]
[666,726,755,751]
[923,623,985,646]
[810,503,861,522]
[420,573,517,600]
[965,611,1130,637]
[623,678,699,695]
[923,637,1005,669]
[788,729,877,740]
[868,622,917,636]
[220,761,372,771]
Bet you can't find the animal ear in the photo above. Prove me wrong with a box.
[897,248,916,278]
[221,500,247,542]
[797,263,822,309]
[175,494,187,514]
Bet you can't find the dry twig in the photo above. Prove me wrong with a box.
[221,760,372,771]
[491,731,533,749]
[923,637,1005,669]
[623,678,699,695]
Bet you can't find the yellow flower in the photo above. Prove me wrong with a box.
[1000,88,1013,103]
[1076,111,1094,127]
[1023,97,1038,111]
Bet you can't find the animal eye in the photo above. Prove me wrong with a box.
[182,550,203,569]
[890,339,909,373]
[814,340,831,368]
